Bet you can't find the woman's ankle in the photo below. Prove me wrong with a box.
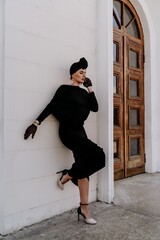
[81,207,91,219]
[80,205,91,219]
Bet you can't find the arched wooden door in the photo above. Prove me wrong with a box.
[113,0,145,180]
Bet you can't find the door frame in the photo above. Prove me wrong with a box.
[113,4,145,180]
[96,0,157,203]
[129,0,158,173]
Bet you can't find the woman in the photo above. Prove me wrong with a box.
[24,57,105,225]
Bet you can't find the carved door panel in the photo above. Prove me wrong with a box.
[113,0,145,180]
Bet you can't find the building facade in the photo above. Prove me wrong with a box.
[0,0,159,235]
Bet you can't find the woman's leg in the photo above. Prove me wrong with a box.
[57,171,72,190]
[78,178,91,219]
[60,173,72,184]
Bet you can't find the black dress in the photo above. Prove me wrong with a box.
[36,85,105,184]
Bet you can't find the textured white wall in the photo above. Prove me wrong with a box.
[96,0,114,203]
[4,0,160,235]
[0,0,5,234]
[2,0,98,234]
[142,0,160,172]
[130,0,160,173]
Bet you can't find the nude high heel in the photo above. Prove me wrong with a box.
[56,169,68,190]
[77,203,97,225]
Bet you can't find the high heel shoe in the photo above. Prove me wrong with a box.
[77,203,97,225]
[56,169,68,190]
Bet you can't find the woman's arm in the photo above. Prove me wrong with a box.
[24,100,53,140]
[24,86,63,139]
[83,79,99,112]
[36,102,52,124]
[36,85,64,124]
[88,91,98,112]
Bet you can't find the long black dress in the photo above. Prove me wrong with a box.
[36,85,105,184]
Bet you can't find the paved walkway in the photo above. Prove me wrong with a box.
[1,173,160,240]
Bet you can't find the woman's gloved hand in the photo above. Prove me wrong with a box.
[24,124,37,139]
[83,77,92,88]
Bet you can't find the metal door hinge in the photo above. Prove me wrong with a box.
[144,153,146,163]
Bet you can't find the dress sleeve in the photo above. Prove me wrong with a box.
[89,92,99,112]
[36,102,52,124]
[36,86,63,124]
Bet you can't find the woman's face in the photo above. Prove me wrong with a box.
[72,69,86,85]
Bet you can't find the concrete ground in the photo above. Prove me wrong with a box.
[1,173,160,240]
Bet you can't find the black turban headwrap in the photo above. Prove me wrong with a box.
[70,57,88,77]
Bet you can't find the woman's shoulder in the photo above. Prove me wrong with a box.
[56,84,88,94]
[56,84,68,92]
[55,84,75,94]
[58,84,72,90]
[57,84,80,90]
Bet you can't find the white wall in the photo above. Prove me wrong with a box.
[2,0,98,234]
[96,0,114,203]
[0,0,5,235]
[130,0,160,172]
[142,0,160,172]
[4,0,160,234]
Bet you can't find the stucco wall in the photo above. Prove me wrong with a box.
[130,0,160,172]
[0,0,4,234]
[96,0,114,203]
[142,0,160,172]
[2,0,98,234]
[2,0,160,235]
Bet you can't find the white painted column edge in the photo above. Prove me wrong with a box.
[96,0,114,203]
[0,0,5,235]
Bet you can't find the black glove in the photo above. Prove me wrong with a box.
[83,77,92,88]
[24,124,37,139]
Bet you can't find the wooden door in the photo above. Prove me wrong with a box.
[113,0,145,180]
